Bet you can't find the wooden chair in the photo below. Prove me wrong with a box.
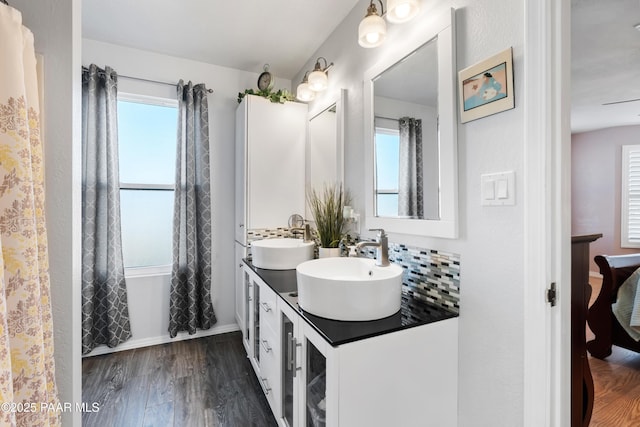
[587,254,640,359]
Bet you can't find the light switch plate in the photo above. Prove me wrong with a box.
[481,171,515,206]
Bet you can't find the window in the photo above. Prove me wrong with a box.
[374,124,400,217]
[622,145,640,248]
[117,95,178,272]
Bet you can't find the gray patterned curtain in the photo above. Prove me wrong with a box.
[81,64,132,354]
[169,81,216,338]
[398,117,424,219]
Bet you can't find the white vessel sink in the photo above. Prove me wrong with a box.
[251,238,315,270]
[296,257,403,321]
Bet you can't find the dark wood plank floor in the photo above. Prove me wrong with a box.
[82,331,278,427]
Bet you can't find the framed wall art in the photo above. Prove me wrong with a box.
[458,47,514,123]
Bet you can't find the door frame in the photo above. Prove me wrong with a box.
[523,0,571,425]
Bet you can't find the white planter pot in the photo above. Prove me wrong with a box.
[318,247,341,258]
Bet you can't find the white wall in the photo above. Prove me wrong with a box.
[81,39,293,352]
[294,2,525,425]
[11,0,82,425]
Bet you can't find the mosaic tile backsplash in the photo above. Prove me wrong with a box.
[358,242,460,313]
[247,229,461,314]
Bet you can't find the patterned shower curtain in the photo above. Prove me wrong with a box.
[0,4,61,426]
[398,117,424,219]
[169,81,216,338]
[81,64,132,354]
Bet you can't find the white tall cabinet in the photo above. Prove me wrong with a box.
[234,95,308,330]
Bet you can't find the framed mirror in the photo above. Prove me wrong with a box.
[363,8,458,238]
[305,89,346,217]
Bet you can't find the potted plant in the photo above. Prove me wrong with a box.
[306,183,351,258]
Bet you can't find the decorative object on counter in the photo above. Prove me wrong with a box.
[306,183,351,257]
[358,0,420,48]
[296,57,334,102]
[458,47,515,123]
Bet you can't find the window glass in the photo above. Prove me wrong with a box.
[120,190,174,268]
[375,128,400,217]
[375,130,400,191]
[118,100,177,185]
[117,97,178,269]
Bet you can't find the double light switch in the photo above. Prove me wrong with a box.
[481,171,515,206]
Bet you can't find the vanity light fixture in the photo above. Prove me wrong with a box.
[358,0,387,48]
[308,57,334,92]
[296,71,316,102]
[386,0,420,23]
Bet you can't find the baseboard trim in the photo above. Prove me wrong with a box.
[82,323,240,358]
[589,271,602,279]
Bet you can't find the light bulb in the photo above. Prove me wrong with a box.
[296,81,315,102]
[386,0,420,23]
[395,3,410,19]
[308,70,328,92]
[366,32,380,44]
[358,13,386,48]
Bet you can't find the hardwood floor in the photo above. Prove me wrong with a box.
[587,276,640,426]
[82,331,277,427]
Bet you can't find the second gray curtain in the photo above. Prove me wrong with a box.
[398,117,424,219]
[169,81,216,338]
[81,64,132,354]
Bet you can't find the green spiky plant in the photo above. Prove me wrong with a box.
[306,183,351,248]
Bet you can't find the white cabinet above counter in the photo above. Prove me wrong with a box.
[235,95,308,245]
[240,260,459,427]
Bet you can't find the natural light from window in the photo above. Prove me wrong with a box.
[375,128,400,217]
[118,98,178,270]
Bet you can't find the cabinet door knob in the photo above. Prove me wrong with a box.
[261,339,272,353]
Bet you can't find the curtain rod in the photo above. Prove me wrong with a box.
[375,115,400,122]
[82,66,213,94]
[120,74,213,94]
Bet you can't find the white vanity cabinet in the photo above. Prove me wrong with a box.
[278,302,458,427]
[234,95,308,244]
[238,262,459,427]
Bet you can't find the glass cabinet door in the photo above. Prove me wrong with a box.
[305,339,326,427]
[281,309,296,427]
[253,280,261,363]
[243,270,252,351]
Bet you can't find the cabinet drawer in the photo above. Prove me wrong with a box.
[258,323,279,412]
[259,282,278,331]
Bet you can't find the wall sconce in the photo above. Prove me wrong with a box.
[296,71,315,102]
[308,57,334,92]
[358,0,387,48]
[358,0,421,48]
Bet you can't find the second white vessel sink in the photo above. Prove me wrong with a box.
[296,257,403,321]
[251,238,315,270]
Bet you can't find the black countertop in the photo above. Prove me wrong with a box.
[245,260,458,347]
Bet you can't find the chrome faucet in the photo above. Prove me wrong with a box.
[355,228,390,267]
[290,223,312,243]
